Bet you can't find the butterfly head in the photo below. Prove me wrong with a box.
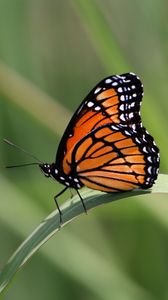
[39,163,53,178]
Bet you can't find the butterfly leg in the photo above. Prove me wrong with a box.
[76,189,87,215]
[69,188,75,199]
[54,187,68,225]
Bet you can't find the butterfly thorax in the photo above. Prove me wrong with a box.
[39,163,83,189]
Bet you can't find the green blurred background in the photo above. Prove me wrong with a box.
[0,1,168,299]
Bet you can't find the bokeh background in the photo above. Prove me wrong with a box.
[0,1,168,299]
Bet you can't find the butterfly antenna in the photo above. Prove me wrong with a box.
[5,162,40,169]
[3,138,43,164]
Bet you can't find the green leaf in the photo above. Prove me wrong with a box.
[0,174,167,295]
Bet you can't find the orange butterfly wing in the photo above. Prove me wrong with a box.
[56,73,144,175]
[71,124,160,191]
[54,72,159,191]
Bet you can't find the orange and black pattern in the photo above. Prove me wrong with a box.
[53,72,160,192]
[72,124,159,191]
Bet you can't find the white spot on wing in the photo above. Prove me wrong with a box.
[143,146,148,153]
[94,106,101,111]
[111,125,119,130]
[87,101,94,107]
[125,95,129,100]
[120,114,126,121]
[147,156,152,163]
[118,87,123,93]
[148,166,152,174]
[129,112,134,118]
[132,124,136,130]
[120,95,125,101]
[105,78,112,83]
[94,87,101,94]
[135,137,141,144]
[120,104,125,111]
[112,82,118,86]
[142,134,147,142]
[125,130,131,136]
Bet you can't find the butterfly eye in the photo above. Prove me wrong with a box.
[39,164,51,177]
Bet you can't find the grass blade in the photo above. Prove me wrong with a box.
[0,61,71,136]
[0,174,167,295]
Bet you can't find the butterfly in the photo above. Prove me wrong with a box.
[38,72,160,218]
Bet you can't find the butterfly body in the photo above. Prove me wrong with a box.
[39,163,83,189]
